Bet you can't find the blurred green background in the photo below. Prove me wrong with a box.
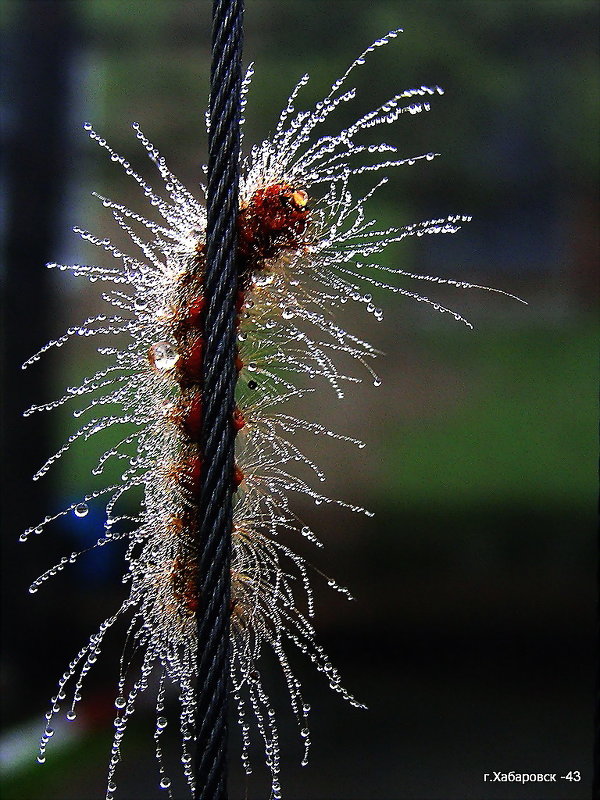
[1,1,597,799]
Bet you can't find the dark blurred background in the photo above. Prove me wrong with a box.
[1,2,597,799]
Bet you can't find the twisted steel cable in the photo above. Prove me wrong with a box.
[194,1,244,798]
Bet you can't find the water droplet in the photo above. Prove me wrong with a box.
[160,777,171,789]
[148,342,179,372]
[74,503,89,518]
[115,696,126,709]
[156,716,168,730]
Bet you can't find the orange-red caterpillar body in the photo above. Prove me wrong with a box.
[238,183,310,280]
[164,186,312,620]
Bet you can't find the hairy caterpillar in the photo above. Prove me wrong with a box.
[22,28,521,800]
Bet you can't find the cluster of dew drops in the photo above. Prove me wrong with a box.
[21,27,523,800]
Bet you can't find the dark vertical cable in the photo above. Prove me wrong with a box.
[194,1,243,798]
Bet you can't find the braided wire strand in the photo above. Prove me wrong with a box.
[195,1,244,798]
